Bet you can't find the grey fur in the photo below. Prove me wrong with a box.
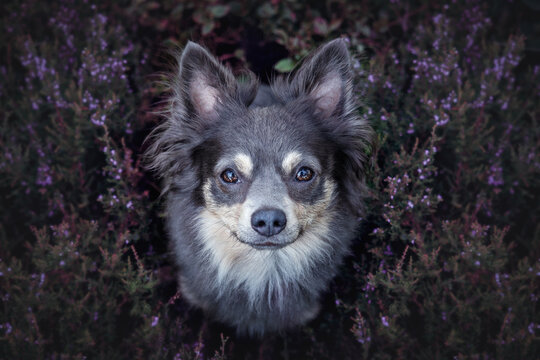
[144,39,373,336]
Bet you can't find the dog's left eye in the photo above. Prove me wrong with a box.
[221,168,239,184]
[295,167,314,182]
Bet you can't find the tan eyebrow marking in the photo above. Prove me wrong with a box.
[234,153,253,177]
[281,151,302,174]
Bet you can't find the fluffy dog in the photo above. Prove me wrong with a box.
[145,39,372,335]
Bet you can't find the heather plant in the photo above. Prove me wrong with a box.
[1,0,539,359]
[0,2,173,358]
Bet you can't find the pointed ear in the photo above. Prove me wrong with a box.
[177,42,237,119]
[287,40,374,214]
[290,39,353,118]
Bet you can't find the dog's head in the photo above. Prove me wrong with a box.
[146,39,372,250]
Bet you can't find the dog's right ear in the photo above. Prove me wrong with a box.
[175,42,237,121]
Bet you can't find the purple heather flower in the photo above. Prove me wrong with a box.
[487,163,504,186]
[433,14,443,25]
[36,163,53,186]
[381,316,389,327]
[91,113,106,126]
[495,273,501,287]
[151,316,159,327]
[434,113,449,126]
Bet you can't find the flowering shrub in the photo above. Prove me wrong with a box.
[1,0,538,359]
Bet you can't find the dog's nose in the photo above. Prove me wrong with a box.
[251,208,287,237]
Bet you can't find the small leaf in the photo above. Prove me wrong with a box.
[192,10,204,24]
[257,3,277,18]
[328,18,342,32]
[210,5,230,18]
[313,17,328,36]
[202,21,215,35]
[274,58,296,73]
[234,48,245,61]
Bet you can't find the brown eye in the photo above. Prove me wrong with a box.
[295,167,314,182]
[221,169,239,183]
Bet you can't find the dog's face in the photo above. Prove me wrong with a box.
[197,105,338,250]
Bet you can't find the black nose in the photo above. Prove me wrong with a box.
[251,208,287,237]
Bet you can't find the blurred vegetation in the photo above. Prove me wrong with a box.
[0,0,538,359]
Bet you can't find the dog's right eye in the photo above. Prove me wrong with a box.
[221,169,239,184]
[295,167,314,182]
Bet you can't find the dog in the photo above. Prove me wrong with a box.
[145,39,372,336]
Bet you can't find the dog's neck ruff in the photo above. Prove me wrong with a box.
[196,209,335,309]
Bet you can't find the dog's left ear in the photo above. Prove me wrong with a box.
[289,38,353,118]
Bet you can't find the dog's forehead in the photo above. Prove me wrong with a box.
[215,106,323,167]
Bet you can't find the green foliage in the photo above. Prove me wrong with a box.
[274,58,296,73]
[0,0,538,359]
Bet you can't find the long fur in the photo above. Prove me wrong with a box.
[145,39,373,336]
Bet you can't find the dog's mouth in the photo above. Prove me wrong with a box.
[232,231,296,250]
[229,225,304,251]
[248,241,288,250]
